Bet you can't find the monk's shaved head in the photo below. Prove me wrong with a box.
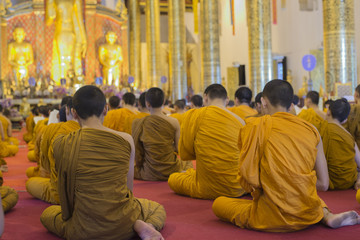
[146,87,164,108]
[174,100,185,110]
[356,84,360,95]
[139,92,147,108]
[109,96,120,109]
[204,84,227,100]
[190,95,203,107]
[263,80,293,109]
[235,87,252,104]
[122,92,136,105]
[255,92,262,104]
[73,85,106,120]
[306,91,319,105]
[329,98,350,123]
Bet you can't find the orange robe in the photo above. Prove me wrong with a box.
[0,115,19,146]
[297,108,324,130]
[169,113,184,125]
[229,105,257,120]
[168,106,245,199]
[320,121,357,190]
[132,115,192,181]
[344,104,360,148]
[212,113,324,232]
[23,114,35,143]
[103,108,138,134]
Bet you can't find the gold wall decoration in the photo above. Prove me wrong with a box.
[169,0,186,100]
[129,0,141,89]
[246,0,273,94]
[323,0,356,94]
[200,0,221,89]
[146,0,161,88]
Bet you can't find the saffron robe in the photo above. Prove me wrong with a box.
[298,108,324,130]
[320,121,358,190]
[169,113,184,125]
[104,108,138,134]
[0,115,19,146]
[168,106,245,199]
[23,114,35,143]
[212,113,324,232]
[27,118,49,162]
[132,115,192,181]
[344,105,360,148]
[229,105,257,120]
[26,121,80,204]
[0,171,18,213]
[40,128,166,240]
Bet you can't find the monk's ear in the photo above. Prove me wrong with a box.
[225,97,229,106]
[103,105,108,116]
[71,108,79,120]
[260,97,267,108]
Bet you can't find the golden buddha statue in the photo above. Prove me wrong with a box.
[19,97,31,117]
[8,27,34,88]
[99,31,123,86]
[46,0,87,83]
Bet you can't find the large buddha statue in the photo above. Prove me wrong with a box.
[8,27,34,88]
[46,0,87,82]
[99,31,123,86]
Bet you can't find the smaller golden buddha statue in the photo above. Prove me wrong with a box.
[99,31,123,87]
[8,27,34,89]
[19,97,31,117]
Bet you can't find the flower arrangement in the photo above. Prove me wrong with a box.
[53,86,68,99]
[101,85,118,98]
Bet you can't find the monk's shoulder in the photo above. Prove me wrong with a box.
[222,107,245,126]
[161,114,180,130]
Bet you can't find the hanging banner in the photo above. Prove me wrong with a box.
[230,0,235,35]
[272,0,277,24]
[281,0,286,9]
[193,0,199,34]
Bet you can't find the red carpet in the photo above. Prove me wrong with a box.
[1,129,360,239]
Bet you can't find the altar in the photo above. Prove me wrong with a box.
[0,0,128,99]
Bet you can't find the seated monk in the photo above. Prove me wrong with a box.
[0,106,19,146]
[26,99,80,204]
[246,92,263,120]
[0,171,18,213]
[0,121,17,158]
[190,95,203,109]
[212,80,360,232]
[102,95,120,128]
[132,88,192,181]
[135,92,150,119]
[103,92,139,134]
[168,84,246,199]
[27,106,50,162]
[344,84,360,148]
[40,85,165,240]
[169,100,186,125]
[320,98,360,190]
[298,91,326,130]
[228,86,257,119]
[23,107,38,143]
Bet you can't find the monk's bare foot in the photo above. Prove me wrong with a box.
[134,220,164,240]
[323,210,360,228]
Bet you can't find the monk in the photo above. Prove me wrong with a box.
[103,92,139,134]
[168,84,246,199]
[27,106,50,162]
[229,86,257,119]
[101,95,120,127]
[212,80,360,232]
[0,171,18,212]
[298,91,326,130]
[320,98,360,190]
[132,88,192,181]
[135,92,150,119]
[190,95,203,109]
[344,84,360,148]
[169,100,186,125]
[23,106,38,143]
[40,85,165,240]
[0,105,19,147]
[26,98,80,204]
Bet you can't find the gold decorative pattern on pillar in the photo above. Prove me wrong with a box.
[146,0,161,88]
[200,0,221,88]
[246,0,273,94]
[129,0,141,90]
[169,0,186,100]
[323,0,356,94]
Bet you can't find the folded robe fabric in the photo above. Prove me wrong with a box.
[104,108,138,134]
[40,128,165,240]
[298,108,324,130]
[168,106,245,199]
[228,105,257,120]
[23,114,35,143]
[320,121,357,190]
[169,113,184,125]
[132,115,192,181]
[344,104,360,148]
[213,112,324,232]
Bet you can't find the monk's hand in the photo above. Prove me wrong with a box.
[354,180,360,190]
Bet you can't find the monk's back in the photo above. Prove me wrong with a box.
[57,129,141,240]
